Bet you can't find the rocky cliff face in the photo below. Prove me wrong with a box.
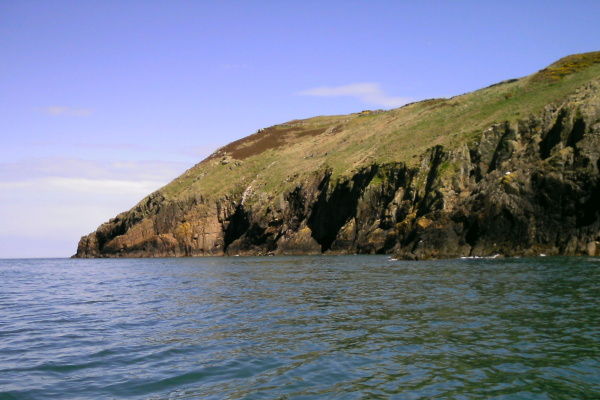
[75,56,600,259]
[75,79,600,259]
[394,81,600,259]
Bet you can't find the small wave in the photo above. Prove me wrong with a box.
[460,254,501,259]
[3,256,599,400]
[1,359,103,374]
[70,299,117,305]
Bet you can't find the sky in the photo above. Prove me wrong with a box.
[1,0,599,258]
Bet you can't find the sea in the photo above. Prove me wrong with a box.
[1,255,599,400]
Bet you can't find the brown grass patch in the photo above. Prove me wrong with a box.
[207,125,328,161]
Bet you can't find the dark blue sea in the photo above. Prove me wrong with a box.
[1,255,599,399]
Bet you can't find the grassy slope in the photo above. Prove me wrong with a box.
[159,52,600,206]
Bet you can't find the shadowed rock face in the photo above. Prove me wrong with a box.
[75,64,600,260]
[394,82,600,259]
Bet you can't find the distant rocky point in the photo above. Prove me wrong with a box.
[75,52,600,259]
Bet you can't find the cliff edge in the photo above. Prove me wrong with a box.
[75,52,600,259]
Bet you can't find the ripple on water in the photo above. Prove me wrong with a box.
[0,256,599,399]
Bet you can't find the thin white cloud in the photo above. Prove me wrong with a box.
[42,106,94,116]
[299,82,411,108]
[0,157,190,183]
[0,156,189,257]
[0,177,162,197]
[0,175,164,256]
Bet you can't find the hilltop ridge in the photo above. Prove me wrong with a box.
[75,52,600,259]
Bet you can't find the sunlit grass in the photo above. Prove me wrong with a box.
[154,52,600,207]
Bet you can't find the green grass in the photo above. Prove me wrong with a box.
[154,51,600,208]
[532,51,600,83]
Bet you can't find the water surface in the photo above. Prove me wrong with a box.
[1,256,599,399]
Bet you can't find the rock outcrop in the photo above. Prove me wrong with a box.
[394,85,600,259]
[75,53,600,259]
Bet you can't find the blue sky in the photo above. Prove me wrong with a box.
[1,1,599,258]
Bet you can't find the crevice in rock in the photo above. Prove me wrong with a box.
[223,204,251,251]
[540,109,567,159]
[307,166,378,252]
[566,112,586,149]
[417,146,446,217]
[488,123,514,172]
[577,179,600,228]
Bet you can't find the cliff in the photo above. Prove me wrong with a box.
[75,52,600,259]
